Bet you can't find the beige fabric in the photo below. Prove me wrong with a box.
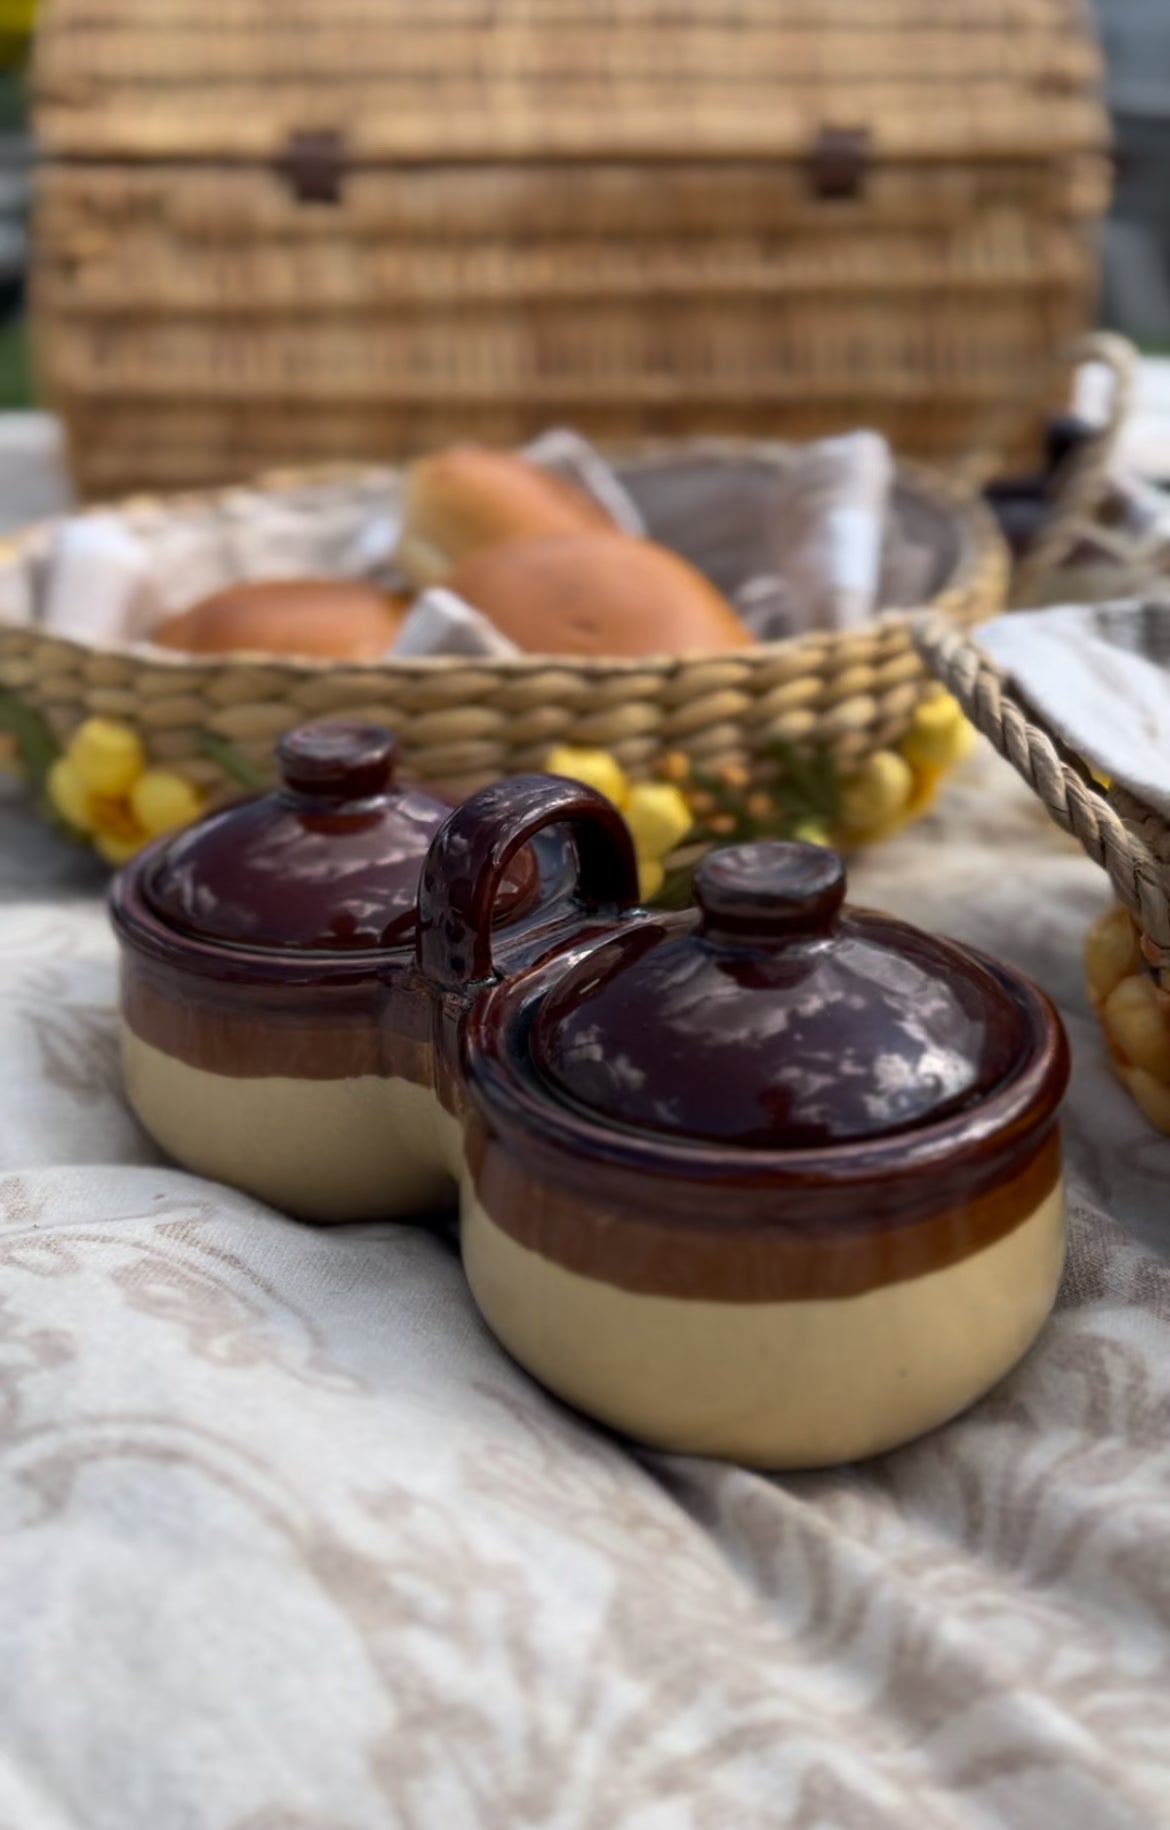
[2,756,1170,1829]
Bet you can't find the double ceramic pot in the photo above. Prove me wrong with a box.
[113,721,1070,1467]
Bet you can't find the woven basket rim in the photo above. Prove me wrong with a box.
[31,0,1107,167]
[0,442,1001,677]
[912,608,1170,954]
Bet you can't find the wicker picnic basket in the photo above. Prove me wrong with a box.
[914,604,1170,1131]
[29,0,1109,499]
[0,443,1006,830]
[915,606,1170,954]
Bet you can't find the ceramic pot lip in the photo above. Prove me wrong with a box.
[110,835,415,989]
[110,822,587,992]
[462,917,1071,1192]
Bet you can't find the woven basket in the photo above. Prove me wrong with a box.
[0,444,1006,823]
[914,602,1170,1127]
[914,604,1170,957]
[30,0,1108,498]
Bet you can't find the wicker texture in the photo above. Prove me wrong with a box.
[0,450,1006,808]
[913,607,1170,958]
[915,601,1170,1135]
[31,0,1108,497]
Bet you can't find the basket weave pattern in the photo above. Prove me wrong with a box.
[0,456,1006,808]
[915,604,1170,1135]
[913,608,1170,959]
[31,0,1108,496]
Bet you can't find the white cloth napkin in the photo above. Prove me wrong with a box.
[978,603,1170,818]
[522,427,646,535]
[42,514,165,643]
[773,430,893,634]
[388,588,521,660]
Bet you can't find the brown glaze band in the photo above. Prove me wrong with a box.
[465,1118,1061,1302]
[121,954,433,1085]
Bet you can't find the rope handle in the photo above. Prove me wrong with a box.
[911,608,1170,957]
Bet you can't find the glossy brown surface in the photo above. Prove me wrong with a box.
[460,932,1069,1298]
[116,806,607,1088]
[466,1119,1062,1301]
[112,764,625,1112]
[142,722,535,954]
[120,950,433,1084]
[530,842,1028,1149]
[417,773,641,991]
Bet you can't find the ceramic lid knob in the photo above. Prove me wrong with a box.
[276,723,398,801]
[694,842,845,944]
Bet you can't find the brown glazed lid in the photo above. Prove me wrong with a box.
[528,841,1030,1149]
[143,721,533,953]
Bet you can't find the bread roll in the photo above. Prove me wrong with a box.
[447,532,753,658]
[396,446,614,589]
[153,579,407,660]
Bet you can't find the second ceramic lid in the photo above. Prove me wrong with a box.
[528,841,1029,1149]
[143,721,534,952]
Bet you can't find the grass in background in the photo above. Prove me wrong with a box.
[0,63,30,406]
[0,315,30,407]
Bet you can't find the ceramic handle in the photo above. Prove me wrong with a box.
[416,774,640,991]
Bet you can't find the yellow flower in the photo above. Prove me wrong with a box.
[87,794,147,866]
[637,858,665,901]
[47,717,204,866]
[837,754,947,848]
[95,828,150,868]
[903,762,946,822]
[130,770,203,838]
[1100,974,1170,1081]
[838,751,915,836]
[544,746,694,900]
[624,782,693,858]
[899,693,975,770]
[47,756,97,832]
[834,692,982,852]
[1084,906,1142,1008]
[69,718,146,798]
[545,745,629,811]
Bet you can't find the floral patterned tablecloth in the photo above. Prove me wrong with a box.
[1,751,1170,1830]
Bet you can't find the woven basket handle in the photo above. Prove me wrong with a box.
[912,608,1170,954]
[955,330,1136,491]
[1009,332,1138,606]
[416,775,640,992]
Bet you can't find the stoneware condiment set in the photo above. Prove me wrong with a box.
[111,721,1070,1469]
